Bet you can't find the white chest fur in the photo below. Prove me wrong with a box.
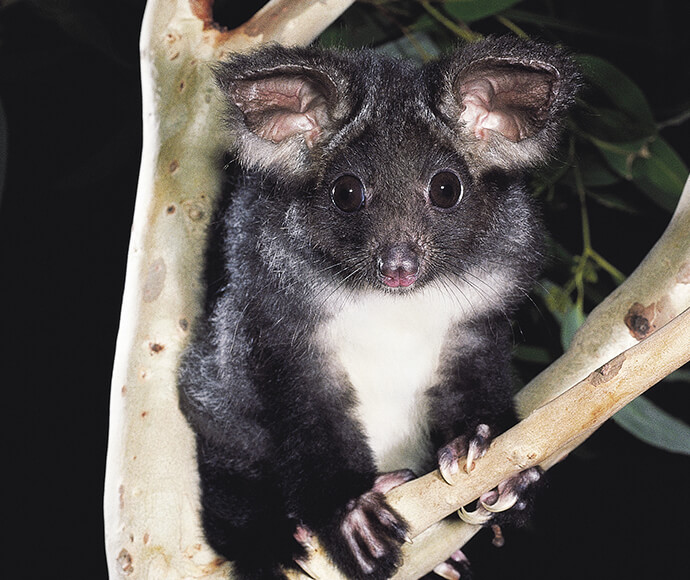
[319,286,473,474]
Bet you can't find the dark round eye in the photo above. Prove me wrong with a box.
[428,171,463,209]
[331,175,366,213]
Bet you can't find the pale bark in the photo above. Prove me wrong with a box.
[103,1,354,578]
[104,1,690,578]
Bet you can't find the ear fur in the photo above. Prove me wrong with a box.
[215,38,579,177]
[213,45,357,176]
[432,36,580,172]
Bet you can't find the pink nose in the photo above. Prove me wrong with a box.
[378,244,420,288]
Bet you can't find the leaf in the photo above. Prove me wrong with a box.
[319,6,392,49]
[613,396,690,455]
[629,138,688,212]
[586,190,640,214]
[537,280,571,322]
[513,344,553,365]
[560,303,586,350]
[578,156,621,188]
[444,0,523,22]
[576,54,656,134]
[662,369,690,383]
[576,105,653,142]
[377,33,441,62]
[595,136,688,212]
[536,280,586,350]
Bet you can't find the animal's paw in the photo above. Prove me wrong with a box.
[324,470,413,579]
[458,467,542,525]
[345,491,407,572]
[432,549,472,580]
[295,471,414,579]
[437,425,541,526]
[437,423,492,484]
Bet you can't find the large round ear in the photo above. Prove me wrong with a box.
[214,46,354,176]
[434,37,580,171]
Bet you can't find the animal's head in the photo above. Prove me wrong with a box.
[215,38,579,296]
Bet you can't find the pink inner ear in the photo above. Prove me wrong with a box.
[232,76,329,147]
[458,68,556,143]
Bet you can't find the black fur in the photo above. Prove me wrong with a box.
[179,37,579,579]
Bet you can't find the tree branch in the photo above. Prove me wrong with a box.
[516,177,690,419]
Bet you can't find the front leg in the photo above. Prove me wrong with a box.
[428,318,542,525]
[276,416,411,579]
[195,437,305,580]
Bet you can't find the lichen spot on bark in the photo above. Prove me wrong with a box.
[624,302,655,339]
[676,260,690,284]
[590,355,625,387]
[183,199,205,222]
[149,342,165,354]
[117,548,134,575]
[143,258,166,303]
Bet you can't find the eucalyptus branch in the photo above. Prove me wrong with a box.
[517,174,690,416]
[103,1,354,578]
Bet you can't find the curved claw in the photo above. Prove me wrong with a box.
[458,505,492,525]
[295,557,317,579]
[465,424,491,473]
[438,444,462,485]
[294,524,315,551]
[481,491,518,513]
[464,447,476,474]
[433,561,462,580]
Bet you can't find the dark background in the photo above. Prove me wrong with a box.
[1,1,687,578]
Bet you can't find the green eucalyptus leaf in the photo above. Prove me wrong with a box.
[586,190,639,214]
[596,137,687,212]
[560,303,586,350]
[579,157,621,188]
[629,138,688,212]
[319,7,391,48]
[444,0,523,22]
[576,105,653,142]
[537,280,571,323]
[662,369,690,383]
[613,396,690,455]
[513,344,553,365]
[378,33,441,61]
[536,281,586,350]
[595,138,649,180]
[576,54,656,133]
